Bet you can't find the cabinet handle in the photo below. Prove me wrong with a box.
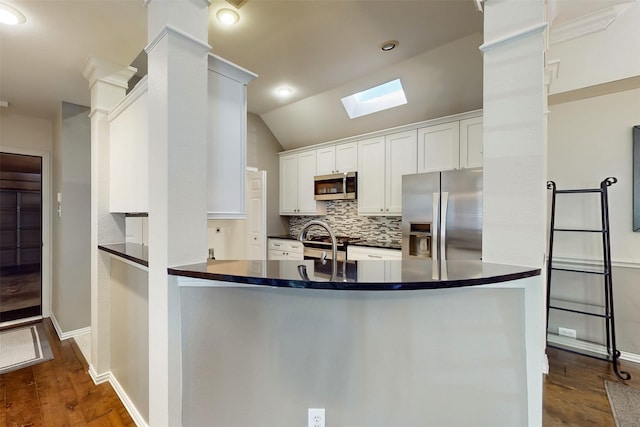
[380,208,383,212]
[367,254,382,259]
[386,208,389,211]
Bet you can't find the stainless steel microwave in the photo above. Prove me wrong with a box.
[314,172,357,200]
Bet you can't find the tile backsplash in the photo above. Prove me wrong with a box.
[289,200,401,246]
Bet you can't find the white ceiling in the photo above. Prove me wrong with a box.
[0,0,632,150]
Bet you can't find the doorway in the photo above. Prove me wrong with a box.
[0,152,42,323]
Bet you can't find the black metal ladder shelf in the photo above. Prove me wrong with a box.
[546,177,631,381]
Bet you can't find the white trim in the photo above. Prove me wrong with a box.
[548,334,640,364]
[0,316,42,329]
[551,256,640,270]
[50,313,91,341]
[87,366,149,427]
[0,145,51,320]
[109,372,149,427]
[479,22,548,52]
[208,53,258,85]
[145,25,211,54]
[549,3,633,45]
[207,211,247,220]
[108,76,148,122]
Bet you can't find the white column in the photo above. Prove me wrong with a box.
[81,58,136,378]
[480,1,547,426]
[145,1,210,425]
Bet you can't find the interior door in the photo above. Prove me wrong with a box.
[0,152,43,323]
[247,170,267,260]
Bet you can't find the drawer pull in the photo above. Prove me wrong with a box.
[367,254,382,259]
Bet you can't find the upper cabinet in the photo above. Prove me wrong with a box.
[316,142,357,175]
[417,115,483,173]
[459,116,483,169]
[280,150,326,216]
[417,122,460,173]
[358,130,417,216]
[207,54,258,219]
[108,77,149,213]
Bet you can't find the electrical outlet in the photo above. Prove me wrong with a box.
[308,408,325,427]
[558,327,577,339]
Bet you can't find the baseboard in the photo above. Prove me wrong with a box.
[49,313,91,341]
[547,334,640,364]
[88,364,148,427]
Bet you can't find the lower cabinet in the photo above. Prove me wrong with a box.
[347,246,402,260]
[267,238,304,260]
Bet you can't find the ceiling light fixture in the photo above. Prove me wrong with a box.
[380,40,399,52]
[276,87,293,97]
[0,3,26,25]
[217,8,239,26]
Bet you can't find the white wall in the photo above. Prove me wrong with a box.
[547,87,640,355]
[548,3,640,95]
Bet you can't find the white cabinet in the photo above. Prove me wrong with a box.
[417,115,483,173]
[417,122,460,173]
[347,246,402,282]
[357,130,417,216]
[347,246,402,260]
[108,77,149,213]
[207,54,258,219]
[267,238,304,260]
[279,150,326,215]
[460,116,483,169]
[316,142,357,175]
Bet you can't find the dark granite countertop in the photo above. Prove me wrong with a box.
[168,259,540,291]
[98,243,148,267]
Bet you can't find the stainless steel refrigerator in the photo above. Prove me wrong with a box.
[402,169,482,260]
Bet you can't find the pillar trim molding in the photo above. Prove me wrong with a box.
[145,24,211,54]
[81,56,136,93]
[480,22,548,52]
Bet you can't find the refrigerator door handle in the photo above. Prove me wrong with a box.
[440,192,449,261]
[432,192,439,261]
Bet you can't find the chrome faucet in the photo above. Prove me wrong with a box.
[298,220,338,281]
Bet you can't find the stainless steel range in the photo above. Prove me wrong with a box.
[302,235,362,261]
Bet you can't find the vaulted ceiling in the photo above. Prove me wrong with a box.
[0,0,632,150]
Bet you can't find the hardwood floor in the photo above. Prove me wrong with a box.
[2,320,640,426]
[544,346,640,426]
[0,318,134,427]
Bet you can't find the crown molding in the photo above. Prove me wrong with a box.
[545,59,560,87]
[550,2,634,45]
[81,56,137,90]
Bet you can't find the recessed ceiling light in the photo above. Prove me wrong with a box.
[0,3,26,25]
[217,8,239,26]
[380,40,399,52]
[276,87,293,97]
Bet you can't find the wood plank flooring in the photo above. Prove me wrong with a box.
[0,319,134,427]
[2,319,640,426]
[544,346,640,426]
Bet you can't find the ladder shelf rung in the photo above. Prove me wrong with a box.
[552,228,606,233]
[550,267,608,275]
[548,305,609,319]
[556,189,603,194]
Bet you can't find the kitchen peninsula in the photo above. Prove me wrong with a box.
[168,257,543,427]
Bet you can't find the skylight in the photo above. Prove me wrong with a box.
[341,79,407,119]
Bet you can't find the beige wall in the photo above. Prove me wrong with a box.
[110,258,149,424]
[0,111,53,152]
[51,102,92,333]
[207,113,288,258]
[181,285,529,426]
[547,87,640,355]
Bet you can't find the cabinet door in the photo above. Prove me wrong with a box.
[357,137,386,215]
[386,130,417,215]
[316,146,336,175]
[460,116,483,169]
[296,150,318,214]
[417,122,460,173]
[335,142,357,173]
[279,153,299,214]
